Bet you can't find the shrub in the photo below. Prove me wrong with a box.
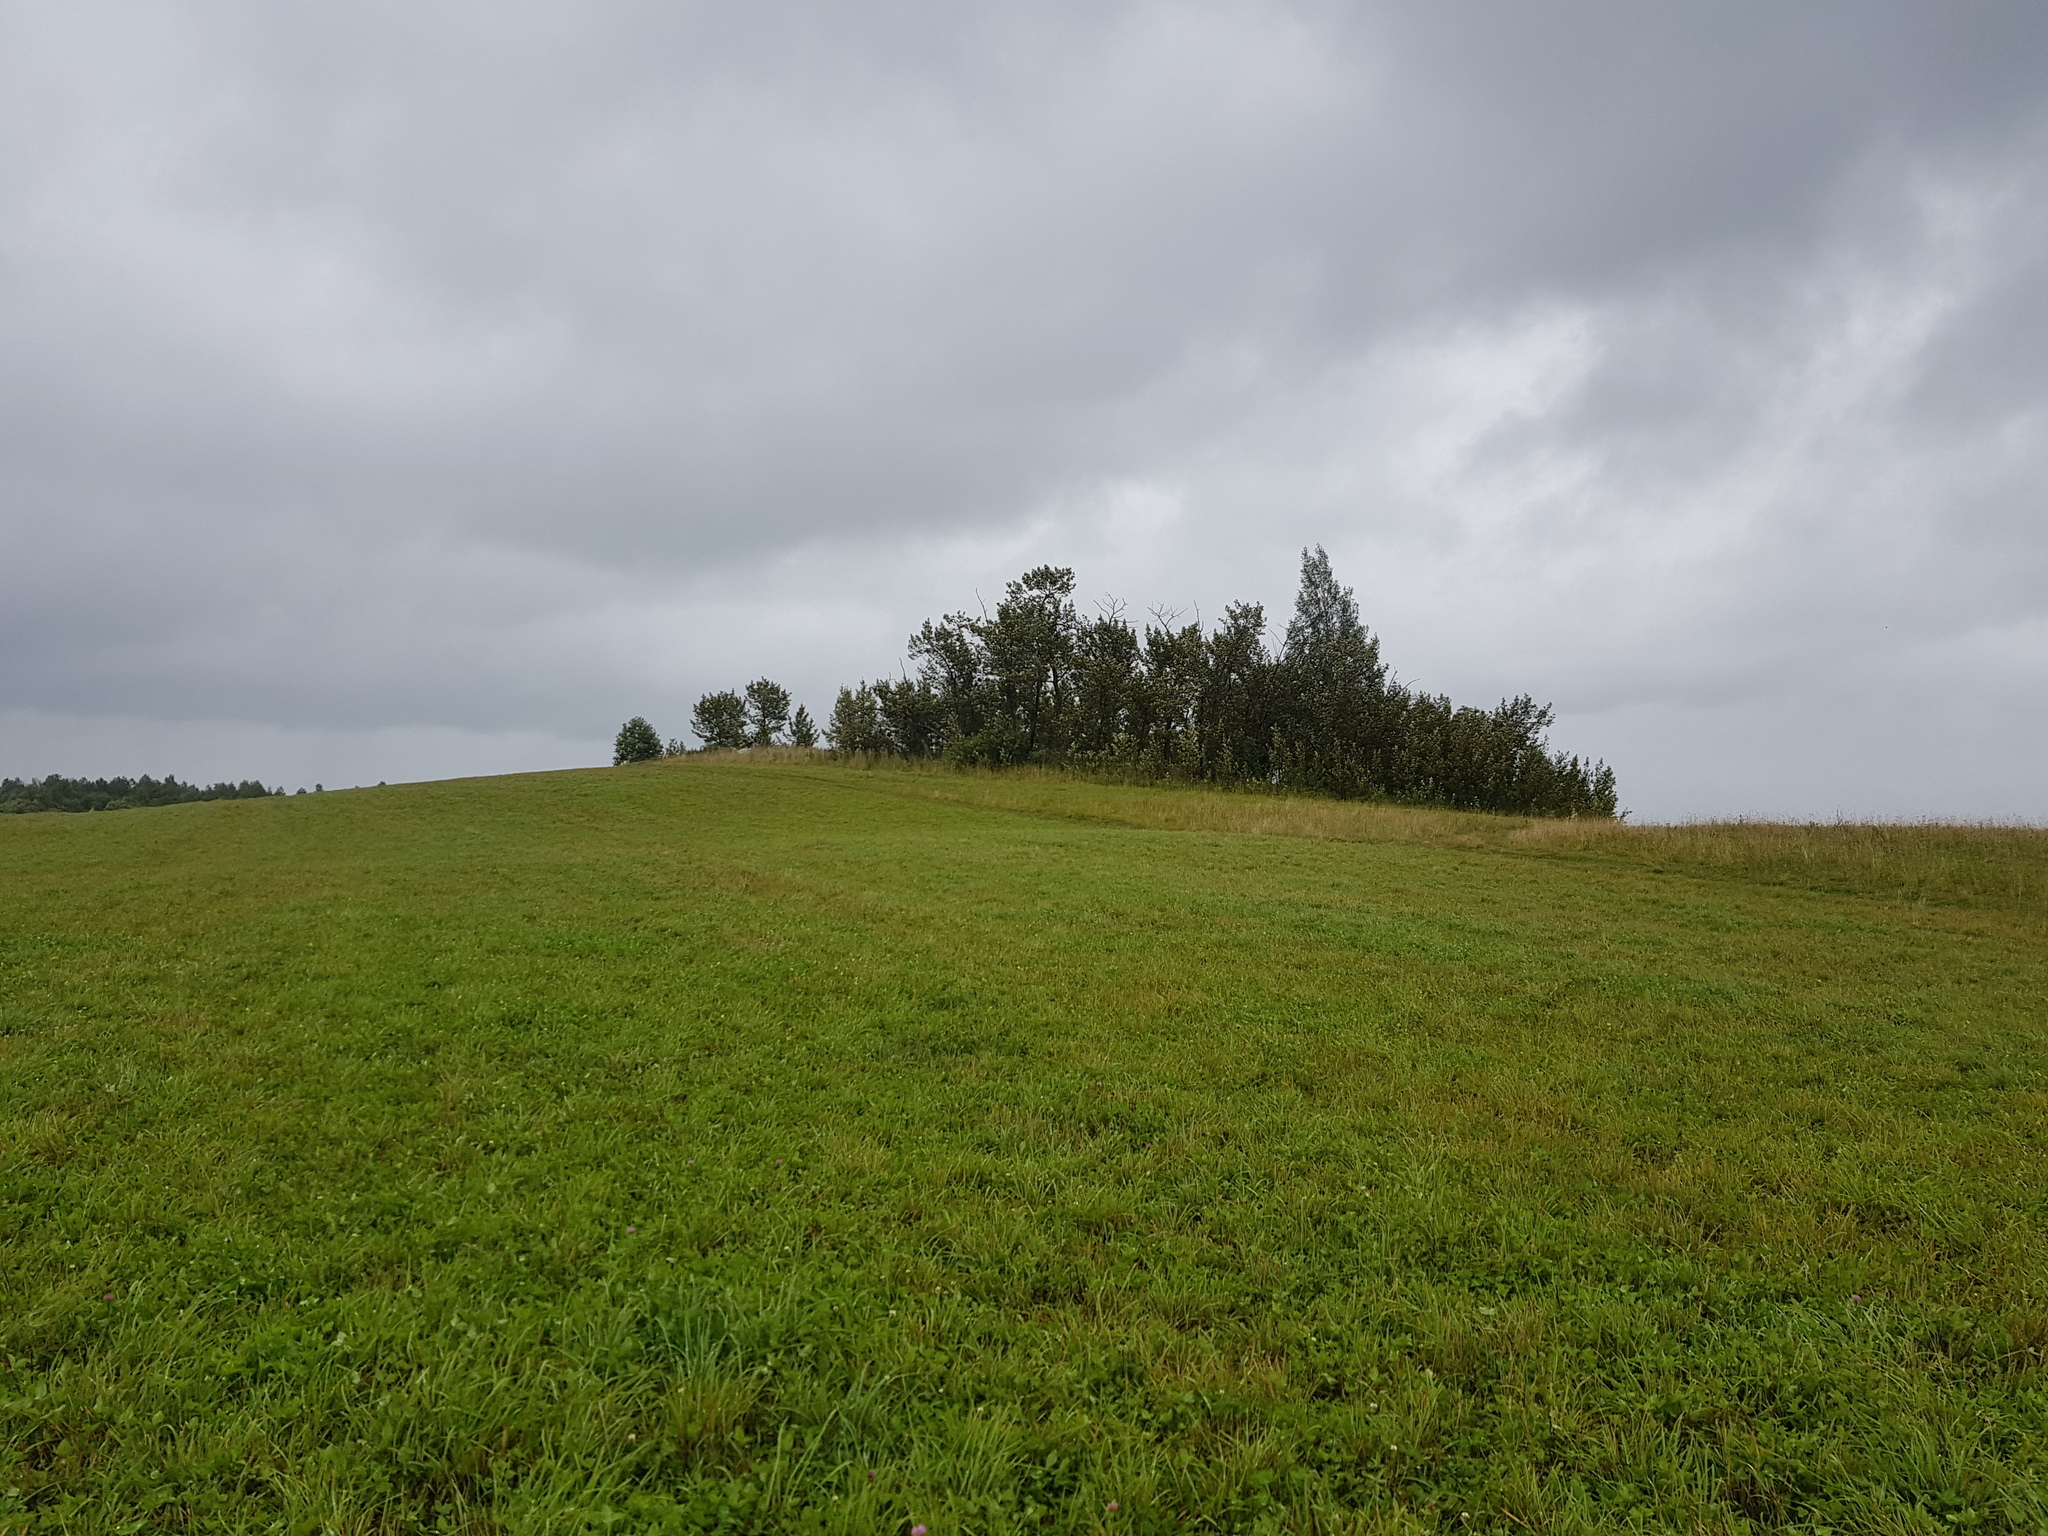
[613,717,664,765]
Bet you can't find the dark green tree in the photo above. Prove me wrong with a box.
[981,565,1079,761]
[1137,619,1205,773]
[789,704,818,748]
[1070,605,1142,757]
[826,685,888,754]
[873,676,945,757]
[823,550,1619,817]
[1274,545,1390,797]
[690,691,748,750]
[1198,601,1275,781]
[744,679,793,746]
[613,717,663,765]
[907,615,991,749]
[0,774,274,813]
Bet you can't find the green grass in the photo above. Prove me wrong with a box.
[3,759,2046,1535]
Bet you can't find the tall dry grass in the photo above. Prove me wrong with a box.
[671,746,839,767]
[661,751,2048,917]
[1514,815,2048,909]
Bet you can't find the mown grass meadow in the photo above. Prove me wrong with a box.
[3,759,2046,1533]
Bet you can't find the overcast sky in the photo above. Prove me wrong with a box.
[4,2,2045,819]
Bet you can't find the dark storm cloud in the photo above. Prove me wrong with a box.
[2,2,2045,814]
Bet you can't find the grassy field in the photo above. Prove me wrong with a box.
[3,759,2046,1535]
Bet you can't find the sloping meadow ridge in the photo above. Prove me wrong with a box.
[3,759,2045,1532]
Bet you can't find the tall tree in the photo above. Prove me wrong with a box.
[1275,545,1389,797]
[744,679,793,746]
[1198,601,1274,781]
[826,685,888,754]
[1138,619,1205,773]
[873,677,944,758]
[1070,606,1142,757]
[690,690,748,750]
[978,565,1079,761]
[908,616,989,747]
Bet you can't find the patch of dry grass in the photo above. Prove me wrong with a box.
[1512,816,2048,911]
[688,753,2048,917]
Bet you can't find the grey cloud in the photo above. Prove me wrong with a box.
[2,2,2045,816]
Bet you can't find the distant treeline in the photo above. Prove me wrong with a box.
[635,548,1618,819]
[0,775,276,814]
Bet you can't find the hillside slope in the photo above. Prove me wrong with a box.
[3,761,2046,1533]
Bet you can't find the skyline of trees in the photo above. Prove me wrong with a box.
[0,775,277,814]
[681,679,814,751]
[22,549,1614,819]
[659,548,1619,818]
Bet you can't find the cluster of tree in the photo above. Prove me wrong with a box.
[689,680,817,751]
[0,775,276,814]
[820,548,1618,818]
[612,681,818,765]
